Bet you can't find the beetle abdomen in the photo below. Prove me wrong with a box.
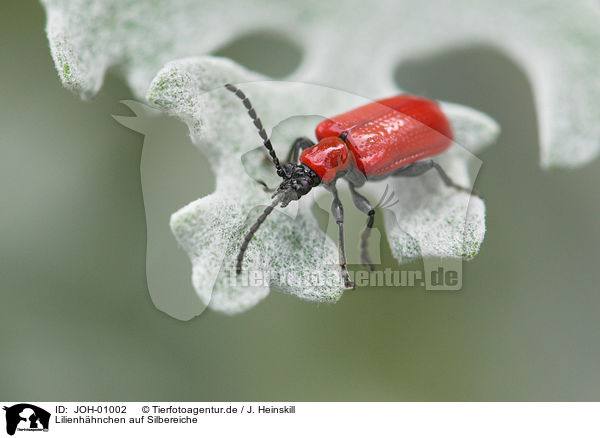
[315,95,453,176]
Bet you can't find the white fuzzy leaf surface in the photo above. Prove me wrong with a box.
[47,0,600,312]
[42,0,600,167]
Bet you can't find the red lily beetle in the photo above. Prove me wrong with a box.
[225,84,479,289]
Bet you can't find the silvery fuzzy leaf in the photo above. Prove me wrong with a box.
[41,0,568,314]
[42,0,600,167]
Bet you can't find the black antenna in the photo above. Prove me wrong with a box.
[225,83,285,178]
[236,193,283,274]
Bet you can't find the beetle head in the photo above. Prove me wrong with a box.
[276,163,321,207]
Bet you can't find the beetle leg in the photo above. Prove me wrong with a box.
[286,137,315,164]
[254,135,313,191]
[330,186,355,289]
[393,160,482,198]
[348,183,376,271]
[255,179,276,193]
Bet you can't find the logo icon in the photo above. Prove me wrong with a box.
[3,404,50,435]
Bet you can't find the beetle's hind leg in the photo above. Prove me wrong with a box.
[348,183,376,271]
[393,160,482,199]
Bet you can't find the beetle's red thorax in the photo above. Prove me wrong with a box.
[315,95,453,176]
[300,136,350,183]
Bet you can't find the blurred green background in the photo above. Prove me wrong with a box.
[2,1,600,401]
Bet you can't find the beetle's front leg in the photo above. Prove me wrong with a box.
[253,179,276,193]
[330,185,355,290]
[254,137,313,189]
[393,160,482,198]
[285,137,315,164]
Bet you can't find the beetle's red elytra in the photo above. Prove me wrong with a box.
[225,84,479,289]
[304,95,453,182]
